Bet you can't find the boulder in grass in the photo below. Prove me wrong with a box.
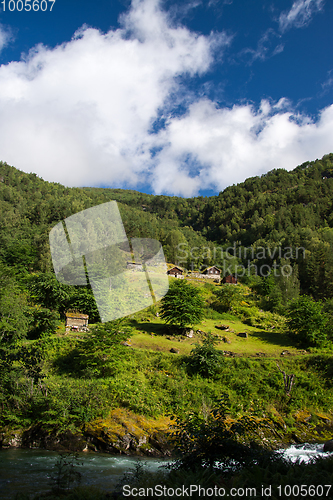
[237,332,248,338]
[170,348,180,354]
[184,328,194,338]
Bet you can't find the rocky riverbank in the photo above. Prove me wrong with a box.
[1,407,333,456]
[0,409,173,457]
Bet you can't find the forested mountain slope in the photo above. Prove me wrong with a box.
[0,162,206,274]
[1,155,333,456]
[84,154,333,301]
[82,154,333,301]
[193,153,333,244]
[1,153,333,302]
[85,153,333,249]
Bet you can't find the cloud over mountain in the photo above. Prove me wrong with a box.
[0,0,331,196]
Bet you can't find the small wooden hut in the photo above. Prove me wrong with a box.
[222,274,238,284]
[65,312,89,332]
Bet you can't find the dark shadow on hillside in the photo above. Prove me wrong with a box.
[51,348,83,377]
[249,329,298,349]
[134,322,177,336]
[304,355,333,381]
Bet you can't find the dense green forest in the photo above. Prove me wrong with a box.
[87,153,333,301]
[2,153,333,295]
[1,155,333,498]
[1,153,333,361]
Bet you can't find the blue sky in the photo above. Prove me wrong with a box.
[0,0,332,197]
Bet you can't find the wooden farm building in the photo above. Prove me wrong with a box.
[167,266,184,277]
[222,274,238,284]
[65,312,89,332]
[202,266,221,276]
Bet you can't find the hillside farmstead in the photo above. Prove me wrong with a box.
[167,266,184,278]
[202,266,221,276]
[65,312,89,332]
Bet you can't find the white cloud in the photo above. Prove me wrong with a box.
[0,0,331,197]
[0,0,227,188]
[241,0,324,66]
[150,99,333,196]
[278,0,324,32]
[0,24,12,53]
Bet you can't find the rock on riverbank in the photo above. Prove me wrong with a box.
[1,407,333,456]
[0,409,173,457]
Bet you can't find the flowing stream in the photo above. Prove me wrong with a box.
[0,444,332,499]
[0,449,170,499]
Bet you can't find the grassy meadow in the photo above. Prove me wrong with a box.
[16,276,330,452]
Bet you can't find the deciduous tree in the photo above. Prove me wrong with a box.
[160,279,204,330]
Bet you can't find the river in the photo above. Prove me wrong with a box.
[0,444,332,499]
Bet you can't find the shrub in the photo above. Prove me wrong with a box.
[170,393,275,471]
[187,332,222,378]
[286,296,329,347]
[27,306,60,339]
[212,284,243,312]
[76,319,133,377]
